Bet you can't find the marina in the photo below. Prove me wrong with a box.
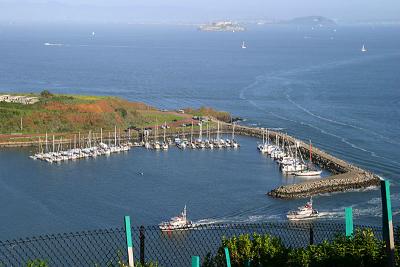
[0,24,398,242]
[22,119,381,199]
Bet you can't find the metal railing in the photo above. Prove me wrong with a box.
[0,222,384,267]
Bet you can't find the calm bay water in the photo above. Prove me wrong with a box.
[0,24,399,239]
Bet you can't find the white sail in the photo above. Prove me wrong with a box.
[361,44,367,52]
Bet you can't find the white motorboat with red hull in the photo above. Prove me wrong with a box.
[159,206,194,231]
[287,198,319,221]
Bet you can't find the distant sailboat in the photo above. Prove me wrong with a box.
[361,44,367,52]
[241,41,247,49]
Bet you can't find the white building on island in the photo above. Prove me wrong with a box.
[0,95,39,104]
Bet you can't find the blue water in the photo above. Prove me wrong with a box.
[0,24,399,239]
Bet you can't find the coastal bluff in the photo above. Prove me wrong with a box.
[223,123,381,199]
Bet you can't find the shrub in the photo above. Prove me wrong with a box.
[26,259,48,267]
[204,229,388,267]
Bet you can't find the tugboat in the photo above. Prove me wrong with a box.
[159,205,194,231]
[287,198,319,221]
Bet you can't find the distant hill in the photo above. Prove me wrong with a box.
[284,16,337,26]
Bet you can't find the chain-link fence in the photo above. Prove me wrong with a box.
[0,222,384,267]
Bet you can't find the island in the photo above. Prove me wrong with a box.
[198,21,245,32]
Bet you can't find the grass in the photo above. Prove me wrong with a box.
[0,92,190,136]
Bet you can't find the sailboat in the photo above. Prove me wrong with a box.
[162,122,169,150]
[241,41,247,49]
[294,140,322,177]
[361,44,367,52]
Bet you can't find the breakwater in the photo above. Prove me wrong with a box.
[221,122,381,198]
[0,122,381,198]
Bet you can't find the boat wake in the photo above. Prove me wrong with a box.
[44,42,64,46]
[285,93,400,147]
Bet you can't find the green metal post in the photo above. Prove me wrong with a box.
[224,247,231,267]
[345,207,353,237]
[244,259,251,267]
[381,180,395,267]
[192,256,200,267]
[124,216,134,267]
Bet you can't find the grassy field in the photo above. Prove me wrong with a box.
[0,92,186,135]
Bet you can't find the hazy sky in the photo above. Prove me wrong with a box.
[0,0,399,24]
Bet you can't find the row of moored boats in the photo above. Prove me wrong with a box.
[144,121,239,150]
[30,130,131,163]
[258,129,322,177]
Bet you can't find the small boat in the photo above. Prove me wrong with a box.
[287,198,319,221]
[294,140,321,176]
[241,41,247,49]
[361,44,367,52]
[294,170,322,177]
[159,205,194,231]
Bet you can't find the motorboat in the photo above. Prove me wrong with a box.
[159,206,194,231]
[294,169,322,177]
[287,198,319,221]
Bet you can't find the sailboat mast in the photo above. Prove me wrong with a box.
[100,128,103,143]
[163,122,166,142]
[199,122,202,140]
[45,132,48,152]
[191,121,193,143]
[309,140,312,163]
[217,121,220,141]
[52,135,55,153]
[114,125,117,146]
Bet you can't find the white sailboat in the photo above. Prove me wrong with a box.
[361,44,367,52]
[294,140,322,177]
[241,41,247,49]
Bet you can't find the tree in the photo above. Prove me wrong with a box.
[40,90,53,98]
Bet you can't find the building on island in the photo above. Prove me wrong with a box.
[198,21,246,32]
[0,95,39,105]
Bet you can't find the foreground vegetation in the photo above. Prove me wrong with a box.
[203,229,398,267]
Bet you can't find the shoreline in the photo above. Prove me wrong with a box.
[0,121,381,199]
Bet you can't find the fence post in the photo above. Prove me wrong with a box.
[139,225,145,266]
[309,226,314,245]
[192,256,200,267]
[124,216,135,267]
[224,247,231,267]
[345,207,353,237]
[381,180,395,267]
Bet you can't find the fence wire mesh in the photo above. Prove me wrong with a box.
[0,222,385,267]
